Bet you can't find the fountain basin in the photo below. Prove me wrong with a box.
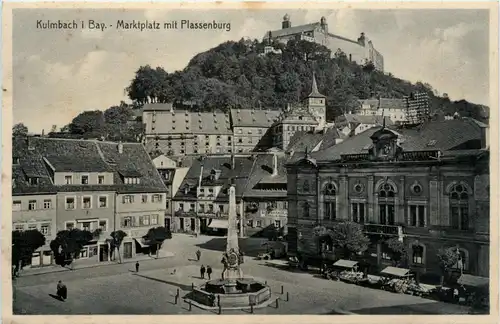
[188,278,272,309]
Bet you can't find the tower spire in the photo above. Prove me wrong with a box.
[307,72,326,98]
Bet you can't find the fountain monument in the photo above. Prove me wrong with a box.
[186,182,272,309]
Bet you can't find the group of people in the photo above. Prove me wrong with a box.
[200,264,213,280]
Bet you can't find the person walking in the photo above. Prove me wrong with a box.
[135,261,140,273]
[196,249,201,261]
[200,265,206,279]
[207,265,213,280]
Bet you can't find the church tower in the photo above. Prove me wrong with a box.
[304,72,326,128]
[282,14,291,29]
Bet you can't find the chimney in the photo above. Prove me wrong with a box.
[118,142,123,154]
[231,154,235,170]
[272,154,278,176]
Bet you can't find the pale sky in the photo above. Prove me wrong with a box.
[13,8,490,133]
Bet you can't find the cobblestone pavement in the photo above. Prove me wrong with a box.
[13,235,470,315]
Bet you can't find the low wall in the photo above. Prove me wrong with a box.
[190,286,272,308]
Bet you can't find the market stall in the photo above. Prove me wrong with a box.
[457,274,489,312]
[324,260,363,282]
[379,266,415,294]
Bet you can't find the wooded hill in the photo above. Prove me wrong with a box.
[126,38,489,122]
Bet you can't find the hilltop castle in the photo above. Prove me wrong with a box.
[264,14,384,72]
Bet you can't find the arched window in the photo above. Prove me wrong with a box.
[452,248,469,272]
[303,201,310,218]
[449,184,469,230]
[378,183,396,225]
[412,245,424,264]
[323,183,336,220]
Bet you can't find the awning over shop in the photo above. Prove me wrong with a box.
[333,259,358,269]
[208,219,229,229]
[134,238,150,248]
[457,274,489,289]
[380,266,411,277]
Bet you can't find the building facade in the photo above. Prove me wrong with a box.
[286,118,489,278]
[266,14,384,71]
[335,114,393,137]
[13,137,167,266]
[230,108,281,153]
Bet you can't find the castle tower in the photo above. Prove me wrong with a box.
[282,14,291,29]
[304,72,326,128]
[320,16,328,33]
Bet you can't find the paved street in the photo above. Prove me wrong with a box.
[13,235,470,315]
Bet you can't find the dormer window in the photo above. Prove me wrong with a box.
[81,175,89,185]
[124,177,141,185]
[28,177,39,185]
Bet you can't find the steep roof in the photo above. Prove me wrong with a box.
[242,154,288,199]
[230,108,281,127]
[173,156,255,202]
[191,111,232,135]
[310,118,484,162]
[13,137,167,195]
[266,23,319,39]
[307,73,326,99]
[337,114,394,126]
[144,108,192,134]
[287,127,342,154]
[277,103,318,125]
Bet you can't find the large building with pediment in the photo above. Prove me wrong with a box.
[285,117,490,279]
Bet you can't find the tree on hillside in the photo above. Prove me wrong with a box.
[68,110,106,138]
[108,230,128,263]
[143,226,172,258]
[12,123,29,138]
[50,228,98,268]
[12,229,46,276]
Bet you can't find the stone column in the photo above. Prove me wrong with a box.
[398,177,405,224]
[367,176,374,222]
[429,176,440,226]
[339,176,348,220]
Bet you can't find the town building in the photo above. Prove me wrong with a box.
[230,108,281,153]
[286,118,490,279]
[286,127,343,157]
[171,155,254,236]
[242,153,289,238]
[13,137,167,265]
[151,154,180,229]
[335,114,393,137]
[12,137,57,267]
[357,98,408,123]
[266,14,384,71]
[271,73,326,151]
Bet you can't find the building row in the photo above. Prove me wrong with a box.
[12,137,167,267]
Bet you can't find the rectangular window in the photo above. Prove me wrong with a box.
[142,215,150,226]
[40,224,50,235]
[409,205,426,227]
[99,196,107,208]
[189,203,195,211]
[324,201,336,220]
[256,220,262,227]
[82,196,92,209]
[29,177,39,185]
[142,195,148,203]
[66,197,76,209]
[179,203,184,211]
[352,203,365,223]
[99,220,107,232]
[123,195,134,204]
[379,204,395,225]
[28,200,37,210]
[81,222,91,231]
[166,201,170,209]
[14,224,25,231]
[152,194,162,202]
[122,217,132,228]
[43,199,52,209]
[81,175,89,185]
[151,215,158,225]
[13,201,21,211]
[27,223,37,230]
[65,175,73,184]
[208,204,214,212]
[199,204,205,212]
[275,220,281,228]
[98,175,105,184]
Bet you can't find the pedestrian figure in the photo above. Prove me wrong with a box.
[200,265,206,279]
[135,261,140,273]
[196,249,201,261]
[207,265,213,280]
[57,280,67,301]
